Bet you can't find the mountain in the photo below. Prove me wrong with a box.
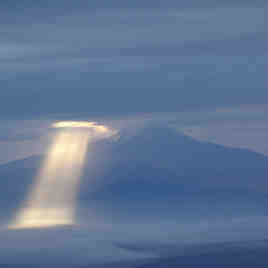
[2,124,268,223]
[77,125,268,220]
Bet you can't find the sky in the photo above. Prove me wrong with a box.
[0,0,267,119]
[0,0,267,161]
[1,1,268,266]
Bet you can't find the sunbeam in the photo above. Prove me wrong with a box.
[9,121,114,229]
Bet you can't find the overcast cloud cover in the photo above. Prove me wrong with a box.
[0,0,267,119]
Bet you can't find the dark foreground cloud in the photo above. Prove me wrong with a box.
[0,226,154,266]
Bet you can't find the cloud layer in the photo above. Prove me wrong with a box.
[0,0,267,119]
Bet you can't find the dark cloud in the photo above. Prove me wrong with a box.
[120,239,268,268]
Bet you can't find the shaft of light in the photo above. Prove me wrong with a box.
[9,122,113,229]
